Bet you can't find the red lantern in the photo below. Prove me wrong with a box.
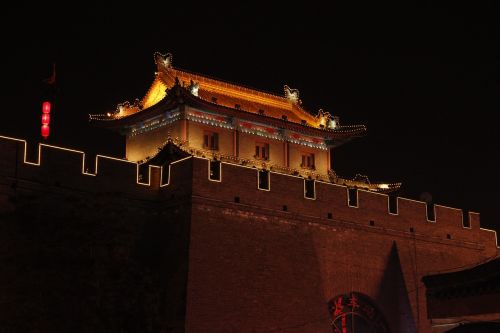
[41,113,50,125]
[41,125,50,138]
[42,101,51,114]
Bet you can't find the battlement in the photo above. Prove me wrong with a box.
[0,135,188,199]
[190,157,498,251]
[0,135,497,251]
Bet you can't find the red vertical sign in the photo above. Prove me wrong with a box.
[41,101,51,139]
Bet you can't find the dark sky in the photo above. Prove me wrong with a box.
[1,3,499,233]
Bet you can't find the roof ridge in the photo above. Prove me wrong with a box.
[172,67,291,102]
[168,67,321,122]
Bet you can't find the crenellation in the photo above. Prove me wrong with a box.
[0,135,497,248]
[356,190,407,230]
[37,144,86,179]
[357,190,390,215]
[23,141,40,165]
[0,136,24,177]
[159,156,194,197]
[397,197,429,224]
[426,203,436,222]
[347,188,359,207]
[0,136,168,196]
[315,181,348,218]
[469,211,481,229]
[478,227,499,256]
[94,155,139,193]
[186,157,497,245]
[434,204,463,227]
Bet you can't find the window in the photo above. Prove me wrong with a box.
[301,153,315,169]
[203,131,219,150]
[255,142,269,160]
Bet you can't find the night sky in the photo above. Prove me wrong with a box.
[1,3,499,233]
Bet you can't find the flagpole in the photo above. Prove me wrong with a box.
[41,63,56,141]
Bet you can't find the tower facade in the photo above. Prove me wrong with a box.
[90,52,399,193]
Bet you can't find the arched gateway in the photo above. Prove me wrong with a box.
[328,292,390,333]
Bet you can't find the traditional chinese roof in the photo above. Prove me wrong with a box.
[422,257,500,320]
[423,258,500,298]
[89,52,367,140]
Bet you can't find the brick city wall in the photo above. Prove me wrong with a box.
[0,135,498,333]
[187,158,498,332]
[0,136,192,333]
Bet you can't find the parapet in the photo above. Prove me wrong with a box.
[0,135,497,251]
[188,157,499,251]
[0,135,168,199]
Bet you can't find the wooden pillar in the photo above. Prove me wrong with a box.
[233,129,239,157]
[328,147,332,170]
[284,141,289,167]
[180,105,188,142]
[181,119,187,141]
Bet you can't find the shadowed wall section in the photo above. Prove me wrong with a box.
[0,136,193,332]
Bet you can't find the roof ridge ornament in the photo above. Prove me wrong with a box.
[316,109,339,129]
[316,109,331,128]
[284,85,301,104]
[108,101,131,118]
[154,52,173,69]
[188,80,199,97]
[133,98,143,110]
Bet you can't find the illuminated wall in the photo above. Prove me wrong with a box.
[187,122,234,155]
[124,112,330,176]
[238,132,285,165]
[288,142,328,174]
[126,123,180,162]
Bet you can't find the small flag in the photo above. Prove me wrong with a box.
[43,63,56,85]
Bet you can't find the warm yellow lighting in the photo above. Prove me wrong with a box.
[189,81,199,97]
[154,52,173,69]
[284,85,300,104]
[142,78,167,109]
[379,184,389,189]
[158,67,320,126]
[92,52,359,130]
